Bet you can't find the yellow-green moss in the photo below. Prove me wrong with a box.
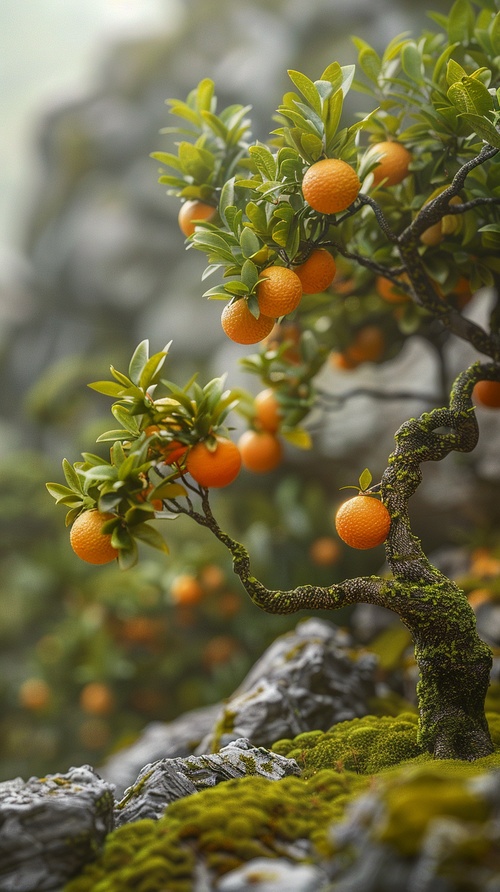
[272,713,424,775]
[64,771,368,891]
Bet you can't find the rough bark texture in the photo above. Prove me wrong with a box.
[171,361,500,760]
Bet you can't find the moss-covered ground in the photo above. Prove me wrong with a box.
[63,710,500,891]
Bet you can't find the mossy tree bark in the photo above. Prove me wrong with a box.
[170,360,500,760]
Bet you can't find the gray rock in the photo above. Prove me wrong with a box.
[216,857,330,891]
[0,765,114,892]
[197,618,378,753]
[100,702,221,797]
[114,738,299,826]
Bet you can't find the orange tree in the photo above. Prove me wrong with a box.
[48,1,500,760]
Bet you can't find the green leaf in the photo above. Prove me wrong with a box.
[196,78,215,113]
[240,258,259,290]
[62,459,83,492]
[178,142,214,182]
[458,113,500,146]
[128,340,149,386]
[87,381,127,398]
[112,405,142,433]
[287,70,322,115]
[110,365,135,388]
[139,349,169,391]
[248,144,277,180]
[150,481,187,500]
[83,464,118,481]
[324,90,343,148]
[446,58,468,85]
[239,227,261,259]
[447,0,475,43]
[359,468,373,491]
[281,428,312,450]
[96,429,133,443]
[401,42,423,82]
[150,151,184,171]
[132,522,170,553]
[118,543,139,570]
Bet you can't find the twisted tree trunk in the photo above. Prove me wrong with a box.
[176,361,500,760]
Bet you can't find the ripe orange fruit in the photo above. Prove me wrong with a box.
[473,380,500,408]
[221,299,275,345]
[365,141,412,187]
[186,435,242,487]
[79,682,116,716]
[19,678,51,711]
[257,266,303,316]
[294,248,337,294]
[375,274,410,304]
[238,429,283,473]
[309,536,341,566]
[352,326,385,363]
[254,388,282,433]
[199,563,226,590]
[70,510,119,565]
[343,325,385,366]
[302,158,361,215]
[335,495,391,549]
[170,573,204,605]
[178,200,216,237]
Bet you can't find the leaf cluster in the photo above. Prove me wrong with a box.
[46,341,242,567]
[151,78,252,203]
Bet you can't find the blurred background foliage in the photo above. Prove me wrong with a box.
[3,0,500,783]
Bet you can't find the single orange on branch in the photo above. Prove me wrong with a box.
[238,429,283,473]
[294,248,337,294]
[335,494,391,549]
[170,573,204,605]
[186,435,242,488]
[70,510,119,565]
[473,379,500,408]
[364,141,412,187]
[257,266,303,316]
[302,158,361,215]
[178,199,217,237]
[221,299,275,345]
[254,387,282,434]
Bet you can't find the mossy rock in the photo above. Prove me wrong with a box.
[64,770,369,891]
[272,712,500,777]
[271,713,424,775]
[64,714,500,890]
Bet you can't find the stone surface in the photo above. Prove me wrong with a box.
[216,857,330,891]
[114,737,300,826]
[197,618,378,753]
[100,701,221,797]
[0,765,115,892]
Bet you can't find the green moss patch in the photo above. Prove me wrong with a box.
[64,771,368,891]
[272,713,424,775]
